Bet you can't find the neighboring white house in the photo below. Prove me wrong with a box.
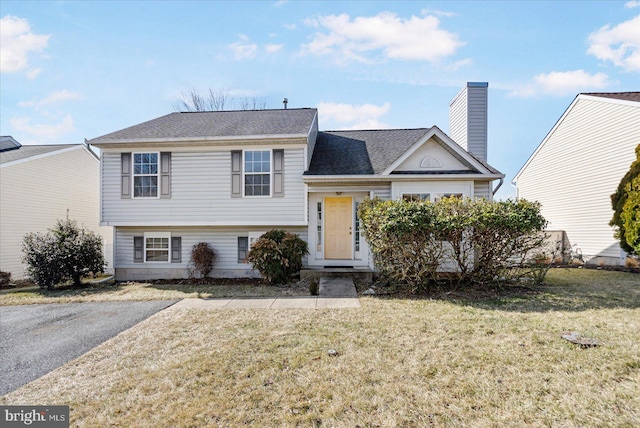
[89,83,504,281]
[0,137,113,279]
[513,92,640,265]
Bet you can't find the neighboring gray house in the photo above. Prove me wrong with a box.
[89,83,504,280]
[513,92,640,265]
[0,137,113,279]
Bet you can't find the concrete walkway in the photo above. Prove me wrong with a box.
[171,277,360,309]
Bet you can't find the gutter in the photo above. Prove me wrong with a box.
[492,177,504,196]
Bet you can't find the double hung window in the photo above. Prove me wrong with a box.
[402,193,431,202]
[133,153,159,198]
[244,150,271,196]
[144,232,170,262]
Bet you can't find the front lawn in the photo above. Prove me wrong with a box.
[0,278,309,306]
[1,269,639,426]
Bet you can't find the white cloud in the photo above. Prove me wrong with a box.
[265,43,283,54]
[0,15,50,74]
[228,35,258,60]
[509,70,612,97]
[587,15,640,72]
[273,0,287,8]
[420,8,456,18]
[26,67,42,79]
[301,12,463,64]
[19,90,84,108]
[283,23,297,30]
[9,114,75,142]
[317,101,391,130]
[625,1,640,8]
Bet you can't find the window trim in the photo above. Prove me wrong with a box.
[402,193,431,202]
[238,237,249,264]
[242,149,272,198]
[143,232,171,263]
[132,151,160,199]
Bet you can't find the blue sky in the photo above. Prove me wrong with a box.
[1,1,638,198]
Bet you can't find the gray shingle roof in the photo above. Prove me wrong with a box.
[89,108,318,143]
[306,129,432,175]
[0,144,79,165]
[0,136,21,152]
[582,92,640,103]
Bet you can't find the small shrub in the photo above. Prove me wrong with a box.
[626,257,640,268]
[247,230,309,285]
[22,218,105,289]
[0,271,11,287]
[189,242,216,278]
[309,279,319,296]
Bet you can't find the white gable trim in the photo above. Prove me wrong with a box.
[381,127,492,176]
[0,145,91,169]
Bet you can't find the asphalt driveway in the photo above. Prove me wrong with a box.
[0,300,178,395]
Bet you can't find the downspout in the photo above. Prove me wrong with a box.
[492,177,504,197]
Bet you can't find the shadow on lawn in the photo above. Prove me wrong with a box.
[373,271,640,313]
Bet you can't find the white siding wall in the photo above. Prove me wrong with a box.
[515,97,640,263]
[391,181,474,201]
[102,146,307,226]
[114,226,307,280]
[449,88,467,152]
[0,147,113,279]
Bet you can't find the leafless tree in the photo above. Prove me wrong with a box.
[174,88,269,112]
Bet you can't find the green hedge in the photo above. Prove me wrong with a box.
[358,197,549,292]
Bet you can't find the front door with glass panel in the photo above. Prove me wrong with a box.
[324,197,353,259]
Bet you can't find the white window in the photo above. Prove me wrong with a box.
[403,193,431,202]
[244,150,271,196]
[238,237,249,263]
[434,193,463,202]
[144,232,170,262]
[133,152,159,198]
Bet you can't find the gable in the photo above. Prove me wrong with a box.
[513,93,640,183]
[393,138,473,173]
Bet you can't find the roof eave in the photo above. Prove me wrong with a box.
[303,173,504,183]
[90,133,310,147]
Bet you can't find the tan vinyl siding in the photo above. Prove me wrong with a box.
[114,226,307,280]
[515,97,640,262]
[0,147,113,279]
[102,147,307,225]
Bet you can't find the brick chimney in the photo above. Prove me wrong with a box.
[449,82,488,162]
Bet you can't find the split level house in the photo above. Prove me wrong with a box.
[0,136,113,279]
[89,82,504,281]
[513,92,640,265]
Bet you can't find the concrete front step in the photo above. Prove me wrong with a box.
[300,267,373,281]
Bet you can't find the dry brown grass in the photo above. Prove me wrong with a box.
[0,279,308,306]
[2,269,639,426]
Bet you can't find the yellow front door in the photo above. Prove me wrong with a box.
[324,197,353,259]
